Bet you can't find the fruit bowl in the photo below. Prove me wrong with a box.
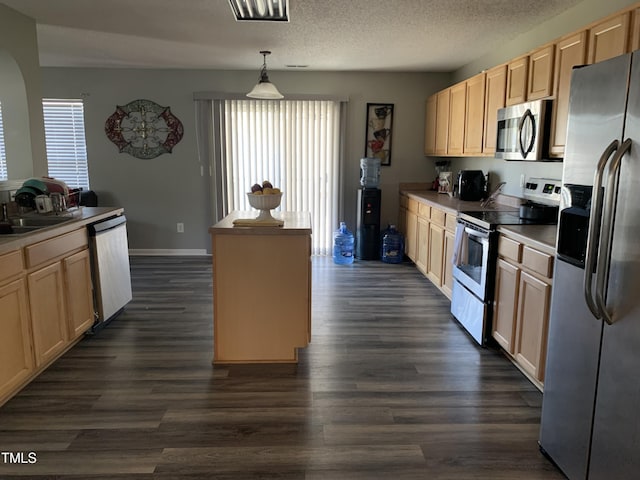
[246,192,283,222]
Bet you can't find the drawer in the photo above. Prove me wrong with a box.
[430,207,445,227]
[0,249,24,284]
[418,202,431,218]
[498,236,522,263]
[399,195,407,208]
[407,198,419,213]
[445,213,457,232]
[26,229,88,269]
[522,245,554,278]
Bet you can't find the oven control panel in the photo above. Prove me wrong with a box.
[523,177,561,206]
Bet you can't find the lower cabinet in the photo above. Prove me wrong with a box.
[0,277,33,402]
[492,234,553,389]
[415,216,429,274]
[426,221,444,286]
[64,249,95,339]
[442,229,456,299]
[28,262,69,367]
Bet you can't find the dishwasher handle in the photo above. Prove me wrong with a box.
[88,215,127,236]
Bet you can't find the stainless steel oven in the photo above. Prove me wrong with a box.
[451,218,497,345]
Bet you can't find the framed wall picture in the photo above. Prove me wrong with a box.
[364,103,394,166]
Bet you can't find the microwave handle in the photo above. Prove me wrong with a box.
[517,109,536,159]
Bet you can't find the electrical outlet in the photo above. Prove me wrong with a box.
[520,174,526,188]
[177,222,184,233]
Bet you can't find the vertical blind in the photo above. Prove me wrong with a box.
[224,99,341,255]
[42,99,90,189]
[0,102,7,181]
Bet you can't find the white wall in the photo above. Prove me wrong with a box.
[41,68,451,252]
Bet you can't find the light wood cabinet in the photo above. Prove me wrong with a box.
[464,73,486,155]
[492,258,520,354]
[435,89,450,155]
[28,262,68,367]
[631,7,640,51]
[492,233,553,389]
[448,82,466,155]
[483,64,507,155]
[442,229,456,300]
[424,94,437,155]
[549,30,587,158]
[64,249,94,339]
[527,44,555,100]
[415,215,429,274]
[588,12,630,64]
[0,277,33,404]
[405,199,418,261]
[514,271,551,382]
[426,222,444,286]
[506,55,529,106]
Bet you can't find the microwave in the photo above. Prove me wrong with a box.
[495,99,553,161]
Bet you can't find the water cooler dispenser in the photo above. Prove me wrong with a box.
[356,158,382,260]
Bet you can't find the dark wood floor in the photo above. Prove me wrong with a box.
[0,256,564,479]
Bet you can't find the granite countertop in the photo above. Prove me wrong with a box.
[400,189,519,214]
[210,211,312,235]
[0,207,125,255]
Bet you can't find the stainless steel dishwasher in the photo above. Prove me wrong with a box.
[88,215,132,327]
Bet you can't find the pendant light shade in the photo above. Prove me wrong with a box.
[247,50,283,99]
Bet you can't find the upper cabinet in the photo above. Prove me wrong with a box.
[464,73,487,156]
[506,55,529,106]
[483,65,507,155]
[527,44,555,100]
[549,31,587,158]
[588,12,630,64]
[423,2,640,159]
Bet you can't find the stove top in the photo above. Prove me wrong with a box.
[459,210,558,230]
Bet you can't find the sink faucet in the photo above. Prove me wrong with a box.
[480,182,507,208]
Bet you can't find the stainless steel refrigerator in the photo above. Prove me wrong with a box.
[539,51,640,479]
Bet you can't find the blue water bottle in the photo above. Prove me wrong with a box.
[333,222,354,265]
[381,224,404,264]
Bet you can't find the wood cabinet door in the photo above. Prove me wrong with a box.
[435,89,450,155]
[464,73,486,155]
[447,82,466,156]
[506,55,529,106]
[28,262,68,367]
[631,7,640,51]
[441,229,455,300]
[514,271,551,382]
[415,216,429,274]
[483,64,507,154]
[549,30,587,158]
[405,210,418,261]
[492,259,520,355]
[64,249,95,339]
[0,278,33,403]
[527,44,555,100]
[588,12,630,64]
[427,223,444,287]
[424,94,437,155]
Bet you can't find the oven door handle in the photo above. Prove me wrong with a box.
[464,226,490,239]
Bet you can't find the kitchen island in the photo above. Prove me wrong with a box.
[209,211,312,364]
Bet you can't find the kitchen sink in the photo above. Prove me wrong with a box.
[11,215,75,227]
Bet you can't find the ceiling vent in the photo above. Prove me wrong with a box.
[229,0,289,22]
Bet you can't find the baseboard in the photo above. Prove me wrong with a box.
[129,249,209,256]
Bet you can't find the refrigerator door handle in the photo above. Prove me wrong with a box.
[595,138,632,325]
[584,139,619,319]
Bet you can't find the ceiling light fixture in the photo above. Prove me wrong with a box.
[229,0,289,22]
[247,51,284,99]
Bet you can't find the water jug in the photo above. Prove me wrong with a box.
[381,224,404,264]
[360,157,381,188]
[333,222,354,265]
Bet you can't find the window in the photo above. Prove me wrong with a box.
[0,102,7,181]
[42,99,89,189]
[223,99,342,255]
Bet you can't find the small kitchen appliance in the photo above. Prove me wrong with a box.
[495,99,555,161]
[457,170,486,201]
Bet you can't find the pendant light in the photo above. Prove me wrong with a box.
[247,50,284,99]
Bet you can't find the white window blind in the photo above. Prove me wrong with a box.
[0,102,7,181]
[224,99,341,255]
[43,99,89,189]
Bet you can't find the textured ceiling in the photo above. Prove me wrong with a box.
[2,0,585,72]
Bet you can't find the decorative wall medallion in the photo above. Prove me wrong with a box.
[105,99,184,159]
